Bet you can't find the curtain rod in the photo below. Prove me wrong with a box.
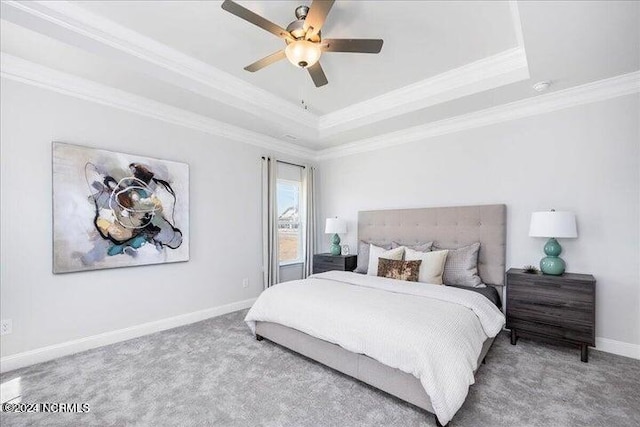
[261,157,306,169]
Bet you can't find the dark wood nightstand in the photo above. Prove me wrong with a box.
[506,268,596,362]
[313,254,357,274]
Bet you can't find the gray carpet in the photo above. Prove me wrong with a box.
[1,309,639,427]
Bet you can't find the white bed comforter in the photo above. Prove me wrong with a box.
[245,271,505,425]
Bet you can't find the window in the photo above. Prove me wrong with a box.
[277,179,302,264]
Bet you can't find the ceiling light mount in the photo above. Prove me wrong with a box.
[295,5,309,20]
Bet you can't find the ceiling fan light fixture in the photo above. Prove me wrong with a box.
[285,40,321,68]
[222,0,383,87]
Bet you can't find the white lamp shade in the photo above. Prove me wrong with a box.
[529,211,577,238]
[325,218,347,234]
[285,40,321,68]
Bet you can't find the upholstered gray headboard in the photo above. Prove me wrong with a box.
[358,204,506,286]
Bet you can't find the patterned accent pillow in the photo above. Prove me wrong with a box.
[377,258,422,282]
[434,242,482,287]
[367,245,405,276]
[355,241,391,274]
[391,241,433,252]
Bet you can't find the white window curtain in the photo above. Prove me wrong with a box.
[302,166,316,278]
[261,157,279,288]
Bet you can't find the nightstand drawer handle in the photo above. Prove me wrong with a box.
[512,301,574,310]
[527,300,566,308]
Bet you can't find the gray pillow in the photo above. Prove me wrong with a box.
[391,241,434,252]
[355,241,391,274]
[434,242,482,287]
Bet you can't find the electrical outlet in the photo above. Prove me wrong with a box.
[242,278,249,288]
[0,319,12,336]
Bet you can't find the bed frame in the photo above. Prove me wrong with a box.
[255,204,507,426]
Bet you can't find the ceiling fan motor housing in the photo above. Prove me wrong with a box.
[286,19,321,42]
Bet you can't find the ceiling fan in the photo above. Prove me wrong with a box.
[221,0,384,87]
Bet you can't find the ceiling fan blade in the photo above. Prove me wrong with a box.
[303,0,335,40]
[307,62,328,87]
[322,38,384,53]
[244,50,286,72]
[221,0,292,41]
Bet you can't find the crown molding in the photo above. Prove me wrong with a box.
[2,0,533,142]
[3,52,637,163]
[0,53,315,160]
[316,71,640,160]
[3,2,636,163]
[318,0,529,137]
[2,0,319,133]
[318,46,530,137]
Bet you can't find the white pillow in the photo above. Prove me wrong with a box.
[404,248,449,284]
[367,244,405,276]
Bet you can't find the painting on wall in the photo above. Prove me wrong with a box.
[52,142,189,273]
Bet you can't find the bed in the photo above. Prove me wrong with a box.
[246,204,506,426]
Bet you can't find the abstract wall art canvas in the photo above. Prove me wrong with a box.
[52,142,189,273]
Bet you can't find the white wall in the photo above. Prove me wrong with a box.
[2,77,638,364]
[0,78,306,360]
[318,95,640,348]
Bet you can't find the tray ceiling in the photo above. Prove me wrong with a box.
[1,1,638,155]
[75,0,520,114]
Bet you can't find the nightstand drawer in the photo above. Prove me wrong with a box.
[314,262,344,271]
[508,286,594,309]
[507,299,593,328]
[508,279,594,302]
[315,256,344,265]
[312,254,357,274]
[507,317,594,345]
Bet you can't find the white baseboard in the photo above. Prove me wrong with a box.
[2,305,637,373]
[595,337,640,360]
[0,298,257,373]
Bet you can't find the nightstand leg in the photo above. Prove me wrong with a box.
[510,329,517,345]
[581,344,588,363]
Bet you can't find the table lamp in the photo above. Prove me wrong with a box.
[325,218,347,256]
[529,210,577,275]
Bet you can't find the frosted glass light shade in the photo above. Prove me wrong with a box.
[529,211,577,238]
[285,40,321,68]
[325,218,347,234]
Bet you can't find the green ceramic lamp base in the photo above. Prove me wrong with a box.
[540,237,566,275]
[330,233,341,255]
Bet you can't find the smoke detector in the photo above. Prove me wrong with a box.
[533,81,552,92]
